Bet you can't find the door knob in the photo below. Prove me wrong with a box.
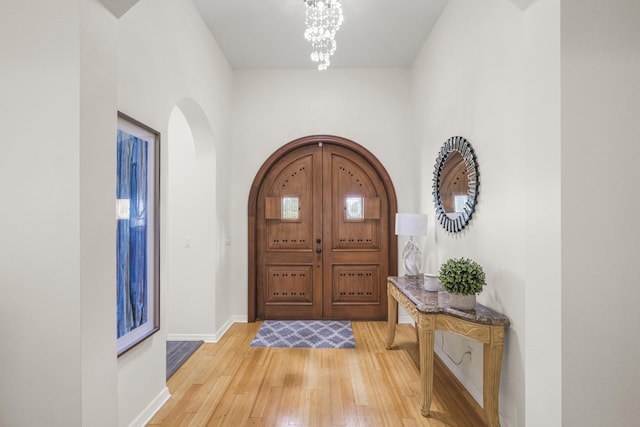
[316,248,322,254]
[316,238,321,244]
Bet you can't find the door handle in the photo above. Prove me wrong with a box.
[316,248,322,254]
[316,238,321,244]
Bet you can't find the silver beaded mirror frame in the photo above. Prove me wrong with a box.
[432,136,479,232]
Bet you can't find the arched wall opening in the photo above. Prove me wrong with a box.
[166,100,218,341]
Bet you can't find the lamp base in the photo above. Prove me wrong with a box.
[402,236,422,278]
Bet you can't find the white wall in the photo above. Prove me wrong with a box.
[562,0,640,425]
[0,1,82,424]
[116,0,233,425]
[523,1,561,426]
[230,68,415,319]
[1,0,120,425]
[166,105,218,341]
[411,1,545,425]
[0,1,117,426]
[80,0,120,425]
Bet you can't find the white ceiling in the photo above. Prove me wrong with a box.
[193,0,449,70]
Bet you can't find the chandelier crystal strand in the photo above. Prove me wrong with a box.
[304,0,344,71]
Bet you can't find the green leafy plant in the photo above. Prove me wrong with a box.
[438,258,486,295]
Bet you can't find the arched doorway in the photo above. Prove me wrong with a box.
[248,135,398,321]
[166,101,217,340]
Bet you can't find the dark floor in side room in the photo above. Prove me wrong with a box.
[166,341,203,380]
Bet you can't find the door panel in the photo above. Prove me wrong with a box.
[331,265,380,303]
[322,145,388,319]
[256,142,389,320]
[265,265,314,303]
[257,145,323,319]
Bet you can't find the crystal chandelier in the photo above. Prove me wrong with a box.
[304,0,344,71]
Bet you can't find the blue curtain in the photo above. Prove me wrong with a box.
[117,130,148,339]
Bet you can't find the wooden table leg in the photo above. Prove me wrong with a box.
[483,326,506,427]
[417,315,435,416]
[385,284,398,349]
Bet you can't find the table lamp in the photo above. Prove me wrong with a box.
[395,213,428,279]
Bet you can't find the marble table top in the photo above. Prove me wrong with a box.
[388,276,510,327]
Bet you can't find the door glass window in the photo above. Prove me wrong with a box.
[282,196,300,220]
[345,196,364,220]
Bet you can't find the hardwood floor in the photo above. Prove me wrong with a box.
[148,321,487,426]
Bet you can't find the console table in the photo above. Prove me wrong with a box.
[385,276,510,427]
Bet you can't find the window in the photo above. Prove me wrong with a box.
[345,196,364,220]
[281,196,300,220]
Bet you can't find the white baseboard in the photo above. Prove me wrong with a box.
[434,346,483,406]
[128,386,171,427]
[166,333,217,342]
[165,316,248,343]
[214,315,247,342]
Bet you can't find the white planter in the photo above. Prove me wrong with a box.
[423,274,442,292]
[448,293,476,310]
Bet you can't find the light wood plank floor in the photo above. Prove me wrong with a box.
[148,321,486,426]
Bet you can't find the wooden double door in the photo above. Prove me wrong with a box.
[251,138,396,320]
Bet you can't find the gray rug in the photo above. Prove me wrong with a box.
[250,320,355,349]
[166,340,203,380]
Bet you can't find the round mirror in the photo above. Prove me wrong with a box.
[432,136,479,232]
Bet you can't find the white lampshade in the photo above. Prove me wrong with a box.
[395,213,428,237]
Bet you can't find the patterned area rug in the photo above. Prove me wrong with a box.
[250,320,356,349]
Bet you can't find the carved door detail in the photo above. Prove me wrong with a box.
[257,144,323,319]
[255,141,391,320]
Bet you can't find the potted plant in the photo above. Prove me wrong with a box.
[438,257,486,310]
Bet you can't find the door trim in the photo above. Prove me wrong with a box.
[248,135,398,322]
